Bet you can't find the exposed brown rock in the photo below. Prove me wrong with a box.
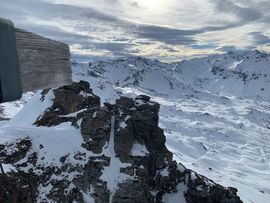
[0,82,243,203]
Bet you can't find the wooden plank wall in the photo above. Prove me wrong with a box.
[15,28,72,92]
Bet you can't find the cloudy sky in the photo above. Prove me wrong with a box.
[1,0,270,61]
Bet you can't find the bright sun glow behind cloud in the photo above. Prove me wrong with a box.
[1,0,270,61]
[136,0,172,14]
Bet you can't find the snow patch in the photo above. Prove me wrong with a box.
[130,143,149,156]
[9,90,55,125]
[100,116,133,203]
[2,164,17,173]
[162,182,187,203]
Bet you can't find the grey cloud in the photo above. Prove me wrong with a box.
[1,0,268,62]
[189,44,217,50]
[135,41,154,45]
[130,2,140,8]
[107,0,119,3]
[214,45,251,53]
[79,42,133,52]
[212,0,263,23]
[249,32,270,45]
[134,25,200,45]
[0,0,122,26]
[1,0,202,46]
[18,23,92,44]
[96,42,131,52]
[203,23,240,32]
[216,45,238,52]
[0,0,137,59]
[71,53,112,63]
[0,0,224,57]
[158,45,179,53]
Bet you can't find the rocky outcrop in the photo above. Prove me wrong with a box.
[80,107,111,154]
[0,81,243,203]
[0,171,38,203]
[35,81,100,127]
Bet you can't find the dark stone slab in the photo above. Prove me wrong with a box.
[0,18,22,102]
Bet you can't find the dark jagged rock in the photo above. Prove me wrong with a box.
[115,95,172,172]
[113,180,152,203]
[185,172,242,203]
[0,81,243,203]
[116,96,133,110]
[0,171,38,203]
[81,107,111,153]
[0,138,32,164]
[135,95,151,102]
[35,80,100,127]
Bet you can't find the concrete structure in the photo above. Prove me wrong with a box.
[0,17,72,102]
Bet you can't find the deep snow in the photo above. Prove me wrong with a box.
[0,50,269,203]
[71,50,270,203]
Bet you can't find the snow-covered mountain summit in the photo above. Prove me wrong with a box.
[0,50,269,202]
[76,49,270,100]
[72,50,270,203]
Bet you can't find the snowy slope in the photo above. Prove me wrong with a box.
[1,81,241,203]
[0,92,34,121]
[0,50,269,202]
[72,50,270,203]
[174,50,270,99]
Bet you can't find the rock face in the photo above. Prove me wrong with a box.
[35,81,100,127]
[0,81,243,203]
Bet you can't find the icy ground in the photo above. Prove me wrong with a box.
[0,50,269,202]
[72,50,270,203]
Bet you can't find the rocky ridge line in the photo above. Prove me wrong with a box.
[0,81,242,203]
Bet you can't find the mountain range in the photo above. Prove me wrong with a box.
[0,50,269,203]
